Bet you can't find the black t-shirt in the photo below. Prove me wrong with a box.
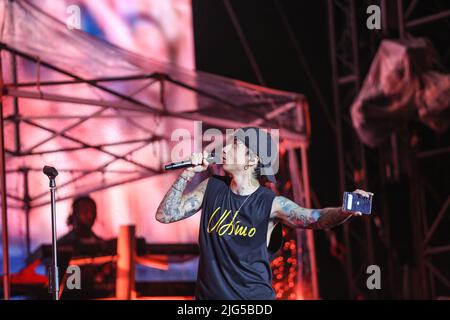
[195,175,277,300]
[58,229,103,246]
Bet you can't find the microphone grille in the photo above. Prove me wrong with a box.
[43,166,58,178]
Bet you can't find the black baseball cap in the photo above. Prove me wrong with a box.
[233,127,278,183]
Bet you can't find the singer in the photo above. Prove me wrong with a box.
[155,127,372,300]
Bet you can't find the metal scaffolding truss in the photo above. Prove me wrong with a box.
[327,0,450,299]
[0,0,311,300]
[398,0,450,299]
[327,0,375,299]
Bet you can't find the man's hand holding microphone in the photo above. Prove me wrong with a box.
[179,151,211,182]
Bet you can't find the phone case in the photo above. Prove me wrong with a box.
[342,192,372,214]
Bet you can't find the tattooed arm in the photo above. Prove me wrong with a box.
[155,173,208,223]
[155,151,210,224]
[271,189,371,229]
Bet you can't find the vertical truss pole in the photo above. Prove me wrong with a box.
[327,0,354,299]
[410,148,428,298]
[396,0,406,39]
[300,146,319,299]
[350,0,376,299]
[0,51,11,300]
[11,24,26,254]
[289,147,319,300]
[11,54,20,154]
[396,0,427,299]
[378,148,397,297]
[8,0,20,156]
[328,0,377,299]
[1,0,17,299]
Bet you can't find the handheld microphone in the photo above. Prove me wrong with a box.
[164,153,216,171]
[43,166,59,178]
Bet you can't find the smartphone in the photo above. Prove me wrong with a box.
[342,191,373,214]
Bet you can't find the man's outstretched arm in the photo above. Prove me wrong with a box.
[271,189,371,229]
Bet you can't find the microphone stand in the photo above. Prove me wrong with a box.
[43,166,59,300]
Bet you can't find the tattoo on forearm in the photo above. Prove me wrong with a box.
[274,196,317,228]
[275,196,352,229]
[156,176,188,223]
[308,207,352,229]
[156,176,208,223]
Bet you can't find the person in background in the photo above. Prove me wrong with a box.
[58,195,103,246]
